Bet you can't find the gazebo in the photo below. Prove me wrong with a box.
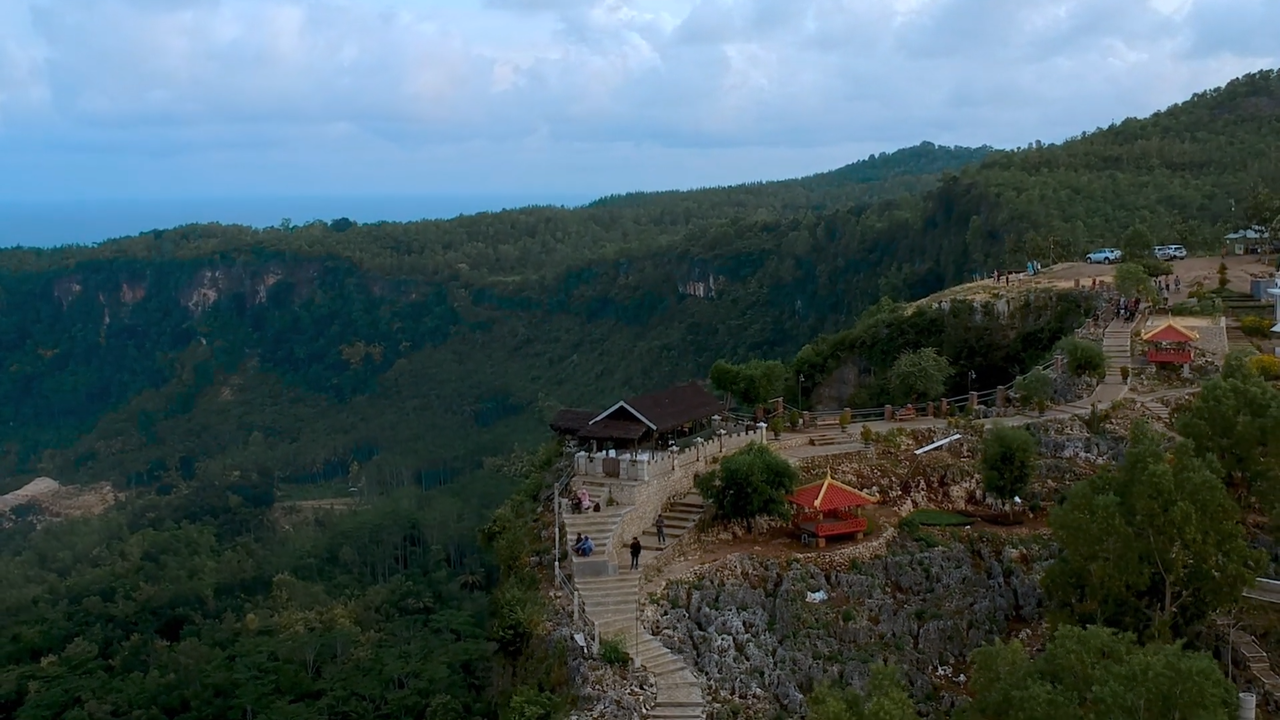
[1142,320,1198,367]
[787,470,877,547]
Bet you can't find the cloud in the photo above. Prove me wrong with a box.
[0,0,1275,199]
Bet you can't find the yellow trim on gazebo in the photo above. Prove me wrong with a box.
[1141,320,1199,343]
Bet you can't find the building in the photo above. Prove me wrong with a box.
[549,382,724,452]
[1142,320,1198,366]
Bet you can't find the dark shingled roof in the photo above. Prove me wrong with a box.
[577,418,649,441]
[616,382,722,433]
[549,408,595,435]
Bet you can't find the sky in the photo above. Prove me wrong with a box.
[0,0,1277,204]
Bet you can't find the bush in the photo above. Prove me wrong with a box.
[1013,368,1054,408]
[598,636,631,667]
[981,426,1037,510]
[1249,354,1280,381]
[1240,315,1274,338]
[1056,337,1107,379]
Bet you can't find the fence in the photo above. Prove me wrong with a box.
[792,355,1062,425]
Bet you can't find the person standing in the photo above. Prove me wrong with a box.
[629,537,642,571]
[655,514,666,545]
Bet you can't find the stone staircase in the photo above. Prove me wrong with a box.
[563,504,627,578]
[573,573,706,719]
[1140,399,1171,421]
[1226,324,1258,354]
[1102,320,1132,385]
[640,492,705,553]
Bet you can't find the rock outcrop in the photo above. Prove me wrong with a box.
[648,535,1052,718]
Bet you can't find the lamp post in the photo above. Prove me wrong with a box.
[797,373,805,413]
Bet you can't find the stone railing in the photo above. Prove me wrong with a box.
[574,426,764,487]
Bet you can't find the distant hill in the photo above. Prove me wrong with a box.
[0,69,1277,499]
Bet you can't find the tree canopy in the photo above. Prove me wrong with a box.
[961,625,1235,720]
[694,442,798,523]
[981,426,1038,508]
[1043,421,1261,640]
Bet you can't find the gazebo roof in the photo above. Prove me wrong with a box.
[787,470,877,512]
[1142,320,1199,343]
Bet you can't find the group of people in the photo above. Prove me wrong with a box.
[569,514,668,571]
[1116,296,1143,324]
[569,487,599,514]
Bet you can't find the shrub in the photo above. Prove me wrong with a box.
[598,636,631,667]
[1248,354,1280,381]
[839,409,852,430]
[904,509,976,527]
[981,426,1037,511]
[1056,337,1107,379]
[1013,368,1054,408]
[1240,315,1274,338]
[694,442,798,523]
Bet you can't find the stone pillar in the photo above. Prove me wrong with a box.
[1073,278,1081,289]
[968,392,979,413]
[1054,355,1064,375]
[755,405,764,422]
[926,401,935,418]
[775,398,784,416]
[939,398,948,417]
[802,411,811,429]
[884,405,893,422]
[996,387,1007,409]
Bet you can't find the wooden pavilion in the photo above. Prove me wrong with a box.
[786,470,876,546]
[548,382,724,452]
[1142,320,1198,367]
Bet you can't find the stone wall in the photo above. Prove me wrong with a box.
[606,427,767,565]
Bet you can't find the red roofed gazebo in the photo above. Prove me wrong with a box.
[787,470,877,546]
[1142,320,1198,366]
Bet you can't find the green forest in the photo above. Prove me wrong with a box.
[0,68,1279,718]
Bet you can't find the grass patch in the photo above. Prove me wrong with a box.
[598,636,632,667]
[903,509,977,527]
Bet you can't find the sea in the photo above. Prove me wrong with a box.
[0,194,593,248]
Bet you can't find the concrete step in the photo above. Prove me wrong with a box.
[574,574,639,589]
[648,709,705,719]
[644,655,689,676]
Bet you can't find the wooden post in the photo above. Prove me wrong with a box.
[940,398,948,416]
[926,401,935,418]
[1054,355,1064,375]
[968,392,979,413]
[996,387,1007,409]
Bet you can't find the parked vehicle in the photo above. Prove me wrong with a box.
[1085,248,1122,264]
[1163,244,1187,260]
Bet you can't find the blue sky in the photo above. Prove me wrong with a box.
[0,0,1276,201]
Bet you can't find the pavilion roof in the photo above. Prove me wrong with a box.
[590,382,722,433]
[1142,320,1198,343]
[787,470,877,512]
[549,408,596,435]
[577,418,648,442]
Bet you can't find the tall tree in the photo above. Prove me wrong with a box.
[694,442,798,526]
[888,348,952,404]
[981,425,1038,511]
[1176,351,1280,506]
[1043,421,1261,640]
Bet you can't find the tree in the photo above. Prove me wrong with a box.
[709,359,788,408]
[694,442,798,527]
[961,625,1234,720]
[888,348,952,404]
[1176,351,1280,505]
[981,426,1037,511]
[808,663,916,720]
[1044,421,1262,640]
[1113,262,1155,301]
[1055,337,1106,380]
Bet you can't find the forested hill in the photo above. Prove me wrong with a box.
[1,68,1279,502]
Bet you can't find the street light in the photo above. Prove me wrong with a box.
[798,373,805,413]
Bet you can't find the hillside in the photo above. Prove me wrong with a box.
[0,69,1278,502]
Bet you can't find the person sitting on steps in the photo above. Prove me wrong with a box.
[571,533,584,555]
[575,535,594,557]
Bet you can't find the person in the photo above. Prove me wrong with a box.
[1174,275,1181,292]
[578,535,594,557]
[570,493,582,514]
[575,488,590,515]
[629,537,642,571]
[571,533,584,554]
[655,514,666,545]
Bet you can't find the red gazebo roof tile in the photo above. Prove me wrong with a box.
[787,471,877,512]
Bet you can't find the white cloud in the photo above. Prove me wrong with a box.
[0,0,1274,198]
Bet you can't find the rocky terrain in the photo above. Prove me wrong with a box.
[647,534,1053,719]
[0,476,119,527]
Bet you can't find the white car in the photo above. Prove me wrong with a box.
[1154,245,1187,260]
[1085,248,1122,264]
